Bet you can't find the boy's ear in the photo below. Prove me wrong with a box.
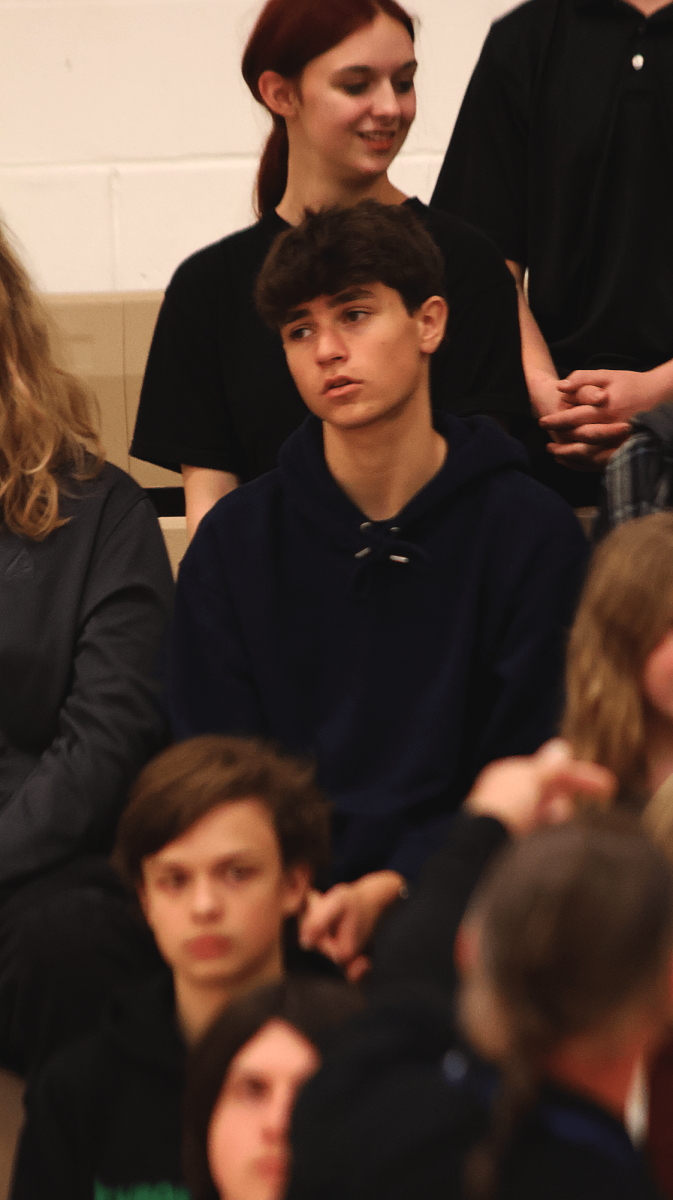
[258,70,300,120]
[282,864,312,917]
[416,295,448,355]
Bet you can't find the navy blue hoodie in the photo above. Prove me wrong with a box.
[170,413,587,883]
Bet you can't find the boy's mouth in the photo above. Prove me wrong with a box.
[185,934,232,960]
[323,376,361,396]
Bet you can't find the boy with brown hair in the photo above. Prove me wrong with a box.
[170,200,588,975]
[11,734,332,1200]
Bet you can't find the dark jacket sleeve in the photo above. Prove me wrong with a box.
[0,496,174,888]
[11,1043,98,1200]
[372,813,508,993]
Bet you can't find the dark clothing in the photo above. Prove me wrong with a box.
[131,198,530,481]
[0,462,174,889]
[0,463,174,1073]
[286,984,659,1200]
[372,812,509,993]
[170,411,587,885]
[432,0,673,380]
[11,970,189,1200]
[0,857,162,1077]
[288,816,658,1200]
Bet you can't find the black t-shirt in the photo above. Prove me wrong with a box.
[131,198,530,481]
[432,0,673,377]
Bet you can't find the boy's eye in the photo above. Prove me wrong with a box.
[218,863,257,884]
[395,79,415,94]
[158,869,188,892]
[342,81,368,96]
[235,1074,268,1101]
[287,325,312,341]
[343,308,368,324]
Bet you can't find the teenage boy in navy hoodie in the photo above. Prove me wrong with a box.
[169,201,588,977]
[11,734,332,1200]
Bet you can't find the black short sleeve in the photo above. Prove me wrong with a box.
[132,203,530,481]
[131,247,249,477]
[412,201,530,418]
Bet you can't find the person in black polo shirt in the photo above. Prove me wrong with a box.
[432,0,673,503]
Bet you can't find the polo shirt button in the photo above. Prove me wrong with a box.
[360,521,372,531]
[632,53,644,70]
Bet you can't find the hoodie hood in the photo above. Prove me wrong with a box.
[278,413,529,595]
[278,411,528,550]
[99,967,185,1077]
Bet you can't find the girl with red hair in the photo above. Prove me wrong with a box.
[132,0,530,537]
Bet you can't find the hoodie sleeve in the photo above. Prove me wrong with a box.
[169,515,269,739]
[470,486,588,769]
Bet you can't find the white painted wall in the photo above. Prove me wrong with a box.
[0,0,515,293]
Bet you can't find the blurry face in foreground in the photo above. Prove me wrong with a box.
[643,629,673,727]
[139,800,308,992]
[208,1019,320,1200]
[455,919,512,1063]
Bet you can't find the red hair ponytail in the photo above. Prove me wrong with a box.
[242,0,415,217]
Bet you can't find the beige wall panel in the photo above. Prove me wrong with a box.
[46,293,129,471]
[122,291,181,487]
[159,516,189,578]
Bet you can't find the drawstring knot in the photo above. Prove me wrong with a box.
[350,520,429,597]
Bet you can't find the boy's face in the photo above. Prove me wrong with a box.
[280,282,446,431]
[138,799,309,991]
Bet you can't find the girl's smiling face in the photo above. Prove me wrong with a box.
[288,12,417,186]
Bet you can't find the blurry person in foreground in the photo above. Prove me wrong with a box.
[11,736,333,1199]
[287,762,672,1200]
[183,976,363,1200]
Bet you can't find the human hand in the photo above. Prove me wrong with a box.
[464,739,616,836]
[298,871,405,982]
[540,368,659,443]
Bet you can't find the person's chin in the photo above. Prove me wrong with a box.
[252,1153,288,1200]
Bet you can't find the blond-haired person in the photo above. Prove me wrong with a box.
[560,510,673,1196]
[0,222,173,1075]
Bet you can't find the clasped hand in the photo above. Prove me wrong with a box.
[538,368,654,469]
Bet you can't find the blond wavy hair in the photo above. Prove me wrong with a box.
[562,513,673,796]
[0,223,104,540]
